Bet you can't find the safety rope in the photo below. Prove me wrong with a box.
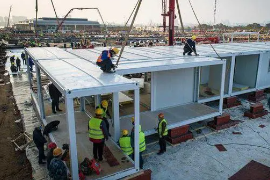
[116,0,143,67]
[188,0,222,60]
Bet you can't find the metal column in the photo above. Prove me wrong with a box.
[134,88,140,171]
[25,51,32,88]
[228,56,236,95]
[65,97,79,180]
[219,62,226,113]
[113,92,120,141]
[80,97,85,112]
[35,64,45,119]
[168,0,175,46]
[255,53,263,89]
[94,95,101,107]
[193,67,200,102]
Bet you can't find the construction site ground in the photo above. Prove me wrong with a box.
[3,48,270,180]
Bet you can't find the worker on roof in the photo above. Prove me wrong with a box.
[157,113,168,155]
[183,35,198,56]
[119,129,134,159]
[96,47,119,73]
[88,108,109,161]
[49,148,68,180]
[96,100,111,136]
[130,117,146,169]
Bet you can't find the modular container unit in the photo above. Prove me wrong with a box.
[68,47,226,136]
[25,47,141,180]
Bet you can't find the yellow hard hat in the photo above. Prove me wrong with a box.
[95,108,104,115]
[131,117,134,123]
[192,35,197,40]
[53,147,62,157]
[112,47,119,54]
[122,129,129,136]
[101,100,108,108]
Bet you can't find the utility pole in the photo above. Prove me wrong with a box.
[6,6,12,28]
[35,0,38,38]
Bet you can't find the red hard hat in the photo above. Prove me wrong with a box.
[158,113,164,118]
[48,142,57,149]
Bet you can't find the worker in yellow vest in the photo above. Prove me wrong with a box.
[119,129,134,159]
[88,108,109,161]
[157,113,168,155]
[96,100,111,136]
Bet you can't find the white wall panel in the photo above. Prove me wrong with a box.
[153,68,194,110]
[257,52,270,88]
[234,55,259,88]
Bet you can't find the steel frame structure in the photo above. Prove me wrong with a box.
[25,48,141,180]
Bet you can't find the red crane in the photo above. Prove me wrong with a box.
[161,0,175,46]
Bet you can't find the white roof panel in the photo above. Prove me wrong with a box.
[26,47,78,60]
[26,48,137,95]
[68,47,224,75]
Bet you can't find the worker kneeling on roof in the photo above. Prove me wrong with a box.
[88,108,109,161]
[183,35,198,56]
[96,47,119,73]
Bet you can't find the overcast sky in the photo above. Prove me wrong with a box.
[1,0,270,25]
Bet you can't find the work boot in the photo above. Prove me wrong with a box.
[56,109,62,112]
[157,151,164,155]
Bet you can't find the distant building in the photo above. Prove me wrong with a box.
[14,17,101,32]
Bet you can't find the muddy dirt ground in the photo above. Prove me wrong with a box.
[0,47,32,180]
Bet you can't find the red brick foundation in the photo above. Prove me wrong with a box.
[208,114,241,130]
[223,97,241,109]
[167,125,193,145]
[248,90,265,102]
[125,169,152,180]
[167,131,193,144]
[244,103,268,119]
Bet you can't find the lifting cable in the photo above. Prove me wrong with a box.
[187,0,222,60]
[116,0,143,67]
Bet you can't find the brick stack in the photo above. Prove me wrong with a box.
[223,96,241,109]
[166,125,193,145]
[248,90,265,102]
[208,113,240,130]
[125,169,152,180]
[244,103,268,119]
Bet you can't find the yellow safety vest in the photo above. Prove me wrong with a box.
[119,136,133,155]
[139,131,146,152]
[158,119,168,136]
[89,118,104,139]
[98,105,107,118]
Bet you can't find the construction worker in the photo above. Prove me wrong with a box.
[49,148,68,180]
[183,35,198,56]
[61,144,70,168]
[119,129,134,159]
[48,83,62,114]
[33,125,47,164]
[130,119,146,169]
[96,47,119,73]
[88,108,109,161]
[10,62,18,73]
[16,57,21,71]
[28,57,34,72]
[10,55,15,63]
[47,142,57,170]
[157,113,168,155]
[96,100,111,136]
[21,52,26,64]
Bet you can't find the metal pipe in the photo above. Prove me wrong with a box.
[168,0,175,46]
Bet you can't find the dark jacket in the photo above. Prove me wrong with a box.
[16,58,21,66]
[49,84,62,100]
[47,149,54,170]
[49,158,68,180]
[184,39,196,52]
[33,127,47,147]
[21,53,25,60]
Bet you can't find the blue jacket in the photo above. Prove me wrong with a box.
[97,50,112,63]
